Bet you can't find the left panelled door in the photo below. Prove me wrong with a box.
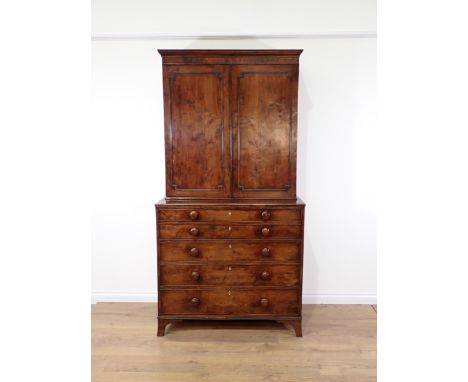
[163,65,231,198]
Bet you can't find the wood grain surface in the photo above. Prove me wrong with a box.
[163,64,231,198]
[159,289,300,315]
[159,241,301,263]
[159,50,301,200]
[231,65,298,199]
[159,264,300,287]
[156,51,306,336]
[158,223,302,239]
[92,303,376,382]
[157,207,301,222]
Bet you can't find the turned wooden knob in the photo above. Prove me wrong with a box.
[261,210,271,220]
[261,227,270,236]
[191,271,200,281]
[260,271,271,280]
[189,227,199,236]
[261,247,271,257]
[260,298,269,307]
[189,210,199,220]
[189,247,199,257]
[190,297,200,306]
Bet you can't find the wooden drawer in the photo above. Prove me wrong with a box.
[159,288,300,316]
[159,241,301,262]
[160,264,300,287]
[158,223,302,239]
[158,207,301,222]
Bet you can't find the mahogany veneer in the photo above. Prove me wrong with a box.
[156,50,304,336]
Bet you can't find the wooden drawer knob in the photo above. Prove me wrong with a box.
[260,271,271,280]
[260,298,269,307]
[189,247,199,257]
[190,297,200,306]
[261,247,271,257]
[261,210,271,220]
[189,227,199,236]
[261,227,270,236]
[189,210,199,220]
[191,271,200,281]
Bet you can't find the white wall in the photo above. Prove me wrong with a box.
[91,0,377,303]
[92,0,376,36]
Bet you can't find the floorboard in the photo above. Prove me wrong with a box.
[92,303,376,382]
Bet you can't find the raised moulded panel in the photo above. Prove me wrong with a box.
[163,65,231,198]
[232,65,298,199]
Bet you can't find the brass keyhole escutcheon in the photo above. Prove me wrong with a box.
[228,226,232,231]
[228,266,232,271]
[228,211,232,216]
[228,290,232,296]
[228,243,232,249]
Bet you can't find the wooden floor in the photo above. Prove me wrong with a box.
[92,303,376,382]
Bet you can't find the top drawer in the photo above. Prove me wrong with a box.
[158,207,301,222]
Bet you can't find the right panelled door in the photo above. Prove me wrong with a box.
[231,65,298,199]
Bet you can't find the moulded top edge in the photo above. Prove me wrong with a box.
[155,197,306,207]
[157,49,303,56]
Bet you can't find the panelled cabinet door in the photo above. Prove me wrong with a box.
[231,65,298,199]
[163,65,231,198]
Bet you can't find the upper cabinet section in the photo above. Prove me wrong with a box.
[159,50,302,200]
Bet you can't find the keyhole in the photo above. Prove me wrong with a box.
[228,266,232,271]
[228,290,232,296]
[228,226,232,231]
[228,243,232,249]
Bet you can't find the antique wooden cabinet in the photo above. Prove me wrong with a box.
[156,50,304,336]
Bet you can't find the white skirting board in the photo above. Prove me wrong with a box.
[91,291,376,305]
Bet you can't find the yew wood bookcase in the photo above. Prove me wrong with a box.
[156,50,305,336]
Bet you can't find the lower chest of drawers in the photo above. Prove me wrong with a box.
[155,202,305,336]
